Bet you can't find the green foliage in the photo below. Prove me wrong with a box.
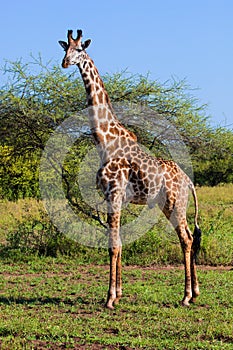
[0,57,87,200]
[193,128,233,185]
[0,146,40,200]
[0,56,232,204]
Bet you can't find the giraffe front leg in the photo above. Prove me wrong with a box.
[106,245,122,309]
[114,246,122,305]
[106,211,122,310]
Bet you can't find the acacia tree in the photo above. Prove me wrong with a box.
[0,57,232,202]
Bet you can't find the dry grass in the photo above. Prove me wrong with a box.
[0,199,43,242]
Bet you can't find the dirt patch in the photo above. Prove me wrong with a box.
[29,339,133,350]
[1,264,232,279]
[123,264,232,271]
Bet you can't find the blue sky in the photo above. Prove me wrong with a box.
[0,0,232,129]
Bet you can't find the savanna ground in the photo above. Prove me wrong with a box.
[0,185,232,349]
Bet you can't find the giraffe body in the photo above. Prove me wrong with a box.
[59,29,201,309]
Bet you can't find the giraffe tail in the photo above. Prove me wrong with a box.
[190,183,202,261]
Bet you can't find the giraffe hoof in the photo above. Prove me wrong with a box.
[105,302,114,310]
[113,296,121,305]
[181,300,190,307]
[190,297,197,303]
[106,305,114,310]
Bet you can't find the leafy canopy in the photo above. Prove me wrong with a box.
[0,57,232,202]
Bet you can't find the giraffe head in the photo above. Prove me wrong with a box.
[59,29,91,68]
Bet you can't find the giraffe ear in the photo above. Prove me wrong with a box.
[59,40,68,51]
[82,39,91,50]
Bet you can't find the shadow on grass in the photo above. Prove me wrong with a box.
[0,295,88,306]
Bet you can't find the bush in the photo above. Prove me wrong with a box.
[4,212,77,257]
[1,57,232,206]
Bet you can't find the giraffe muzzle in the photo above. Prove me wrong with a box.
[62,59,69,68]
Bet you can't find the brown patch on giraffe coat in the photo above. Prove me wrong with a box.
[116,149,124,158]
[85,85,92,96]
[166,180,172,188]
[109,126,120,135]
[118,158,129,168]
[106,134,117,143]
[100,122,108,133]
[92,131,105,144]
[137,170,145,180]
[128,131,137,141]
[148,166,156,175]
[113,139,120,150]
[105,94,110,104]
[148,173,155,181]
[122,168,128,179]
[164,172,172,180]
[92,95,98,105]
[97,91,104,104]
[90,70,95,81]
[123,146,130,153]
[141,164,147,171]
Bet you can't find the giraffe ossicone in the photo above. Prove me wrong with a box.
[56,28,202,308]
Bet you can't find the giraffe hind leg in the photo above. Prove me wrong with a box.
[179,226,193,306]
[176,224,200,306]
[190,225,201,303]
[160,192,200,306]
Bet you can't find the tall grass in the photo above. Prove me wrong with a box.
[0,184,232,265]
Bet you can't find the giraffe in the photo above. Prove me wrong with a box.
[59,29,201,309]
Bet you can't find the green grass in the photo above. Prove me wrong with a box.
[193,184,233,265]
[0,258,232,349]
[0,185,232,349]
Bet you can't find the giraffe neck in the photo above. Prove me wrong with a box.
[77,53,137,162]
[78,52,111,108]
